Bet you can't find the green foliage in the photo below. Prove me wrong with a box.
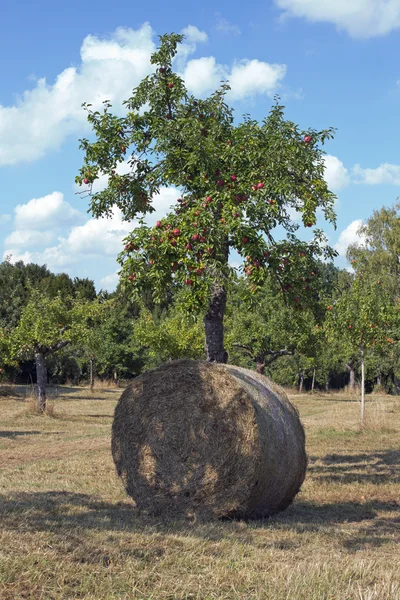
[325,272,399,354]
[131,307,205,369]
[8,290,107,361]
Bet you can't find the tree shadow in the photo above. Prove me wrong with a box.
[0,430,41,438]
[308,450,400,485]
[0,491,398,552]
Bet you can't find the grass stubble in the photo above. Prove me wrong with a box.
[0,383,399,599]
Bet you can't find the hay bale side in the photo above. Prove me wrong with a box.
[111,359,307,519]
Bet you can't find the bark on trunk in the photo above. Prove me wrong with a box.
[90,355,94,393]
[360,345,365,427]
[204,283,228,363]
[311,367,316,392]
[256,362,266,375]
[299,370,304,394]
[376,374,382,387]
[35,351,47,413]
[113,369,119,386]
[346,362,356,390]
[393,373,400,395]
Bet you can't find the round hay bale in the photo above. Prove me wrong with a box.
[111,359,307,519]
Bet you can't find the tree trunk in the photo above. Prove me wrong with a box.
[113,369,119,386]
[311,367,316,392]
[360,345,365,427]
[204,283,228,363]
[35,351,47,413]
[346,362,356,390]
[299,370,304,393]
[376,374,382,387]
[89,355,94,393]
[393,373,400,395]
[325,377,330,392]
[256,362,265,375]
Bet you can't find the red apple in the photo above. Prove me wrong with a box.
[306,222,313,227]
[196,268,204,275]
[185,243,192,250]
[170,239,177,247]
[192,233,200,241]
[257,182,264,189]
[206,196,212,203]
[128,274,136,281]
[168,82,174,89]
[242,237,249,244]
[195,210,200,216]
[185,279,193,286]
[159,67,166,73]
[216,179,225,186]
[200,236,206,243]
[231,174,237,181]
[304,135,312,143]
[206,247,213,254]
[215,170,220,176]
[83,178,89,184]
[173,228,180,237]
[156,220,162,228]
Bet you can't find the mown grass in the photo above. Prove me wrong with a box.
[0,384,399,599]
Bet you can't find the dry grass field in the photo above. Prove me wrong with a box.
[0,384,399,600]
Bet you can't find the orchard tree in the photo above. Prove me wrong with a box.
[325,273,399,425]
[9,290,106,412]
[347,202,400,296]
[76,33,337,363]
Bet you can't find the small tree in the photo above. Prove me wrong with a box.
[9,290,106,412]
[76,33,337,363]
[325,272,399,425]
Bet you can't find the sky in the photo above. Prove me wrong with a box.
[1,0,400,292]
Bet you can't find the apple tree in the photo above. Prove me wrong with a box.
[8,290,106,412]
[76,32,337,363]
[325,273,399,425]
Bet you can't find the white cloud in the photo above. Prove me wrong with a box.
[181,25,208,43]
[100,271,120,291]
[0,214,11,225]
[4,229,56,248]
[14,191,85,229]
[181,57,226,97]
[4,185,181,276]
[228,59,286,100]
[324,154,350,191]
[216,17,241,35]
[0,24,157,167]
[65,207,135,257]
[353,163,400,185]
[181,57,286,99]
[146,186,181,226]
[275,0,400,39]
[334,219,366,256]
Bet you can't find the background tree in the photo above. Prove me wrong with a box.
[325,271,399,425]
[8,290,106,412]
[131,304,205,370]
[76,32,337,364]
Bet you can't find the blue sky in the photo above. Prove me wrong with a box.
[1,0,400,291]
